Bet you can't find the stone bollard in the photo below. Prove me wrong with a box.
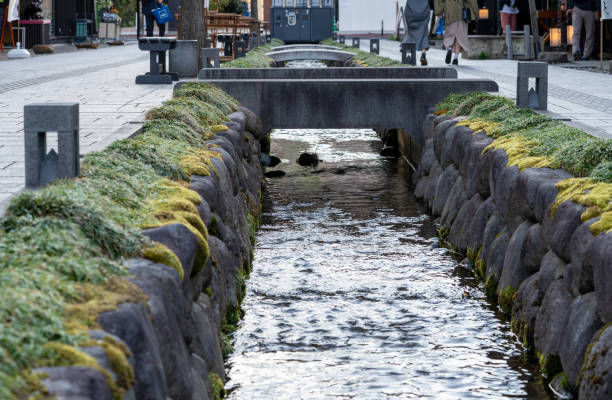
[523,25,532,60]
[352,37,360,48]
[516,62,548,110]
[370,38,379,54]
[249,36,257,50]
[201,48,220,68]
[505,25,513,60]
[401,42,416,65]
[339,35,345,44]
[266,34,272,43]
[234,41,246,58]
[24,103,79,188]
[223,38,233,57]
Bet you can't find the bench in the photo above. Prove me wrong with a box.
[136,37,179,84]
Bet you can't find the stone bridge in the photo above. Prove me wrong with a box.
[183,67,498,161]
[265,48,355,63]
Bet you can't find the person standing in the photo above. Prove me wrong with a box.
[434,0,479,65]
[500,0,519,33]
[403,0,434,65]
[142,0,166,37]
[568,0,601,60]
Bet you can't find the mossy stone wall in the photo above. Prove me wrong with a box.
[410,111,612,400]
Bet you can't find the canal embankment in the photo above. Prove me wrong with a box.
[408,92,612,399]
[0,83,265,400]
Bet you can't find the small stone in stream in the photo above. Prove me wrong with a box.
[264,170,286,178]
[380,146,401,157]
[269,156,281,167]
[297,152,319,166]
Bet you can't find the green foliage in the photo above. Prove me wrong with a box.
[321,38,404,67]
[209,372,227,400]
[436,92,612,182]
[113,0,137,27]
[0,83,246,398]
[222,39,283,68]
[215,0,245,14]
[498,286,517,315]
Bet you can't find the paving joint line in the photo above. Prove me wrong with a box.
[0,56,146,94]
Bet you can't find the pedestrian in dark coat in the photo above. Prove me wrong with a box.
[403,0,434,65]
[142,0,166,37]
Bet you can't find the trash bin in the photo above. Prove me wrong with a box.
[73,19,90,42]
[19,19,51,49]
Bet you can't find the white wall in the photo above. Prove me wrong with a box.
[338,0,398,34]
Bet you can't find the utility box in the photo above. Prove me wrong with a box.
[270,0,333,43]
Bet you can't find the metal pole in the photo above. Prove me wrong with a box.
[524,25,531,59]
[137,0,141,39]
[601,19,604,71]
[528,0,540,58]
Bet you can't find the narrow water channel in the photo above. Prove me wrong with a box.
[226,128,552,399]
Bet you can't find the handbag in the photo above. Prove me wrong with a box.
[434,16,444,35]
[152,3,171,25]
[462,7,471,23]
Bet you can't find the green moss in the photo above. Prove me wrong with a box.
[552,178,612,235]
[0,82,256,398]
[484,274,498,300]
[538,351,563,379]
[143,243,184,281]
[437,226,450,240]
[436,92,612,183]
[220,333,234,358]
[208,372,226,400]
[205,286,213,297]
[221,39,283,68]
[321,39,404,67]
[498,286,517,314]
[578,322,612,387]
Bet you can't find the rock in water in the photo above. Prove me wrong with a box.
[264,170,286,178]
[297,152,319,166]
[33,44,54,54]
[380,146,401,157]
[269,155,281,167]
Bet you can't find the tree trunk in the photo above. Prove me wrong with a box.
[252,0,258,20]
[179,0,207,51]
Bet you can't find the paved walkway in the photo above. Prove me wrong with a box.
[0,42,173,210]
[368,39,612,140]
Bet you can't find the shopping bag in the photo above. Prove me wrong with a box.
[434,16,444,36]
[152,4,171,25]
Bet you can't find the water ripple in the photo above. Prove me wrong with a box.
[226,129,550,400]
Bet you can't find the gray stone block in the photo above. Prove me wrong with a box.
[202,48,220,69]
[370,38,379,54]
[516,61,548,110]
[401,42,417,65]
[352,37,360,48]
[234,41,247,58]
[169,40,199,78]
[197,67,458,80]
[24,102,80,188]
[339,35,345,44]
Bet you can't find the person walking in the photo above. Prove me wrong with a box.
[142,0,166,37]
[500,0,519,33]
[434,0,478,65]
[403,0,434,65]
[567,0,601,60]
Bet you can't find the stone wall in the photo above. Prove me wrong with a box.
[411,112,612,399]
[35,108,266,400]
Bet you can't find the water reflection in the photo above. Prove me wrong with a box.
[226,129,550,399]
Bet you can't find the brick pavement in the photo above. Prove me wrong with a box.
[0,42,173,210]
[371,39,612,139]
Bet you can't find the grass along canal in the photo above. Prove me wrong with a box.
[224,128,552,399]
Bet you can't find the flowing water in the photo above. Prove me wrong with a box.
[225,128,552,399]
